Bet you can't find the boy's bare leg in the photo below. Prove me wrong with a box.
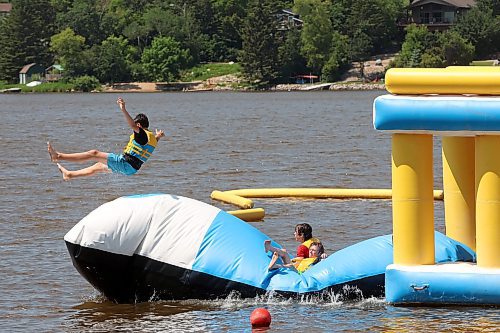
[280,250,292,265]
[264,240,286,255]
[57,162,110,181]
[48,142,108,164]
[268,252,281,270]
[268,249,294,270]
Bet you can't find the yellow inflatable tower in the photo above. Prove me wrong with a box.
[374,67,500,305]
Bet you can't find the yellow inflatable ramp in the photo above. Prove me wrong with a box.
[385,67,500,95]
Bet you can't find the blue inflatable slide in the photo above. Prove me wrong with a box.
[64,194,475,303]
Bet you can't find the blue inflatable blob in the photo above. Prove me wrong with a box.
[64,194,475,303]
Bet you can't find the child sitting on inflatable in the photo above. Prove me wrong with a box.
[265,241,325,273]
[294,223,327,260]
[48,97,165,181]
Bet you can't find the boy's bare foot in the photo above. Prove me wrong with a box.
[268,252,280,270]
[47,142,59,162]
[264,240,271,253]
[57,163,71,181]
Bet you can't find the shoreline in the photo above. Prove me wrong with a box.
[102,81,386,93]
[0,81,386,94]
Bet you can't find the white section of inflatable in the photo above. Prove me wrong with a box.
[64,194,220,270]
[134,195,219,269]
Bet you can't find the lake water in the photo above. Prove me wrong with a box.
[1,91,498,332]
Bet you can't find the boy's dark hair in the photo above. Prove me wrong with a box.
[295,223,313,241]
[134,113,149,128]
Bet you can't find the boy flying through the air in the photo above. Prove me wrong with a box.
[48,97,164,181]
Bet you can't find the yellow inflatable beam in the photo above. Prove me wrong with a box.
[210,190,254,209]
[225,188,444,200]
[228,208,265,222]
[212,188,443,224]
[385,67,500,95]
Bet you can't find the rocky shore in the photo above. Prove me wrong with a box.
[274,82,386,91]
[103,80,386,93]
[103,57,390,92]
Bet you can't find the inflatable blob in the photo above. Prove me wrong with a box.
[64,194,475,303]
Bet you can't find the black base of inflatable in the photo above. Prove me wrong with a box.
[66,242,265,302]
[66,242,385,303]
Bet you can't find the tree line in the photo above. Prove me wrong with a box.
[0,0,498,87]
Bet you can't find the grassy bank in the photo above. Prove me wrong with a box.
[0,82,75,92]
[181,62,241,82]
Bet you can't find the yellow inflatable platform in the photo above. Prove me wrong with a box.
[385,67,500,95]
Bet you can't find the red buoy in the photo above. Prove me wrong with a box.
[250,307,271,328]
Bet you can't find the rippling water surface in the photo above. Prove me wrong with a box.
[1,92,498,332]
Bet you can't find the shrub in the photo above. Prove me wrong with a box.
[72,76,101,92]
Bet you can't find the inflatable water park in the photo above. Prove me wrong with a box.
[65,67,500,305]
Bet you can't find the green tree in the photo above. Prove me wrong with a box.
[277,28,308,82]
[349,29,372,80]
[345,0,398,54]
[0,0,55,82]
[393,24,436,68]
[296,0,333,74]
[326,0,404,54]
[141,4,206,64]
[212,0,249,60]
[239,0,281,86]
[56,0,106,46]
[419,30,475,68]
[439,30,475,66]
[477,0,500,15]
[321,32,350,82]
[452,7,499,58]
[93,36,134,83]
[50,28,89,77]
[141,36,191,82]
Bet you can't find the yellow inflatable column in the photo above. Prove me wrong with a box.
[392,133,435,265]
[442,137,476,250]
[475,136,500,268]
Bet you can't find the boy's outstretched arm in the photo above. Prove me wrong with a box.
[117,97,140,132]
[155,129,165,141]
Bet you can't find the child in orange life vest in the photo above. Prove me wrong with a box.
[48,97,165,181]
[266,242,325,273]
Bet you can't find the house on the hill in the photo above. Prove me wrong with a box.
[19,63,45,84]
[45,64,64,82]
[277,9,303,31]
[399,0,476,31]
[0,2,12,20]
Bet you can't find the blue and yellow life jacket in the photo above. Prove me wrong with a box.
[123,129,157,163]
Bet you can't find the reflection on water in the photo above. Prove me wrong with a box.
[1,92,498,332]
[67,293,500,333]
[378,307,500,333]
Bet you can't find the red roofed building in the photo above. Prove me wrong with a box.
[19,63,45,84]
[0,3,12,18]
